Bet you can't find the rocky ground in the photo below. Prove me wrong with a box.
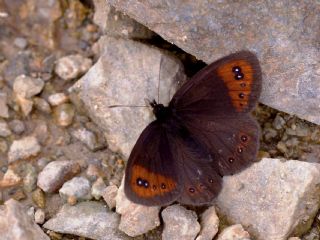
[0,1,319,240]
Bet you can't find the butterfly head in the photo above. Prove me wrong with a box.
[150,100,172,122]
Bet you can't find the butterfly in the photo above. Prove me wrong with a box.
[124,51,262,206]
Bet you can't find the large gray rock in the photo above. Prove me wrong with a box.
[0,199,49,240]
[106,0,320,125]
[93,0,155,39]
[72,36,185,158]
[43,201,128,240]
[215,158,320,239]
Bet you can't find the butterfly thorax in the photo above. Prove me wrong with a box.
[152,103,172,122]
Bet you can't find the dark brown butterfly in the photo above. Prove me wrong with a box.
[124,51,262,206]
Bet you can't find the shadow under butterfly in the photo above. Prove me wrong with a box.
[121,51,262,206]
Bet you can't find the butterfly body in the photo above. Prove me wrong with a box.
[124,51,262,206]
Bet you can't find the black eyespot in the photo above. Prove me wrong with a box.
[209,178,214,183]
[161,183,166,189]
[152,185,157,190]
[239,93,245,98]
[136,178,144,186]
[144,181,149,188]
[189,187,195,193]
[241,135,248,142]
[237,147,243,153]
[232,66,241,73]
[228,157,235,163]
[235,73,244,80]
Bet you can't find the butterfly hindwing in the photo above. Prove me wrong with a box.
[168,131,222,205]
[182,115,260,176]
[124,121,181,206]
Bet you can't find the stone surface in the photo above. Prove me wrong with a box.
[106,0,320,125]
[196,206,219,240]
[217,224,250,240]
[103,185,118,209]
[43,201,128,240]
[0,120,12,137]
[55,54,92,81]
[72,36,185,158]
[161,204,200,240]
[8,136,41,163]
[59,176,92,201]
[13,75,44,98]
[37,160,81,193]
[116,177,160,236]
[215,158,320,239]
[93,0,154,39]
[0,199,49,240]
[0,92,9,118]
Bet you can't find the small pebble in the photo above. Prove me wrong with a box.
[86,163,103,181]
[23,164,38,192]
[273,114,286,130]
[16,95,33,116]
[162,204,200,240]
[32,188,46,208]
[0,93,9,118]
[0,121,12,137]
[216,224,250,240]
[13,75,44,99]
[8,136,41,163]
[103,185,118,209]
[71,127,102,151]
[54,54,92,81]
[0,140,8,153]
[91,177,107,200]
[33,97,52,113]
[196,206,219,240]
[277,141,288,154]
[37,160,81,193]
[11,188,26,201]
[53,103,75,127]
[59,177,92,201]
[8,119,25,135]
[0,168,22,188]
[67,195,77,205]
[27,206,35,219]
[48,93,69,106]
[35,209,45,224]
[14,37,28,49]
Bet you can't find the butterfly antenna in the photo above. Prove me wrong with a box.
[157,56,163,104]
[108,105,148,108]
